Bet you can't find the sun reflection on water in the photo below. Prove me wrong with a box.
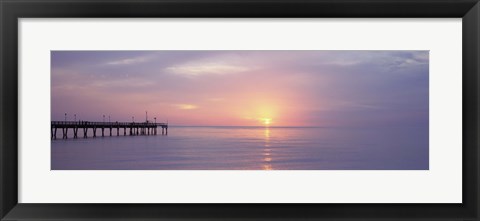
[263,127,273,170]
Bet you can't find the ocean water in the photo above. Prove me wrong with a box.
[51,126,428,170]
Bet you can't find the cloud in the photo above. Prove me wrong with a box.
[165,62,250,77]
[334,101,383,110]
[174,104,198,110]
[105,56,152,65]
[313,51,429,69]
[412,51,429,62]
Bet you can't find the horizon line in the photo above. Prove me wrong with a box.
[169,125,323,128]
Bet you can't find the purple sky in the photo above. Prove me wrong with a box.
[51,50,428,127]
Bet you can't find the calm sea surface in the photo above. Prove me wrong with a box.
[51,126,428,170]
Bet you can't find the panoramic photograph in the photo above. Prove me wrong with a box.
[51,50,429,170]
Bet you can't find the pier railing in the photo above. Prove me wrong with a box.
[51,121,167,127]
[52,121,168,127]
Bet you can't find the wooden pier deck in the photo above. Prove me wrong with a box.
[51,121,168,139]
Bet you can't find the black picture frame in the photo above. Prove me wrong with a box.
[1,0,479,220]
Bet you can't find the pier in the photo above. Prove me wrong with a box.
[51,121,168,139]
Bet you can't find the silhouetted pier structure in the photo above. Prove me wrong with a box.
[51,121,168,139]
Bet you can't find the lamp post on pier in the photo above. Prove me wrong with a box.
[74,114,76,122]
[103,115,105,123]
[64,113,67,122]
[154,117,156,124]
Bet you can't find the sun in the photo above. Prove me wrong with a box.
[261,118,272,126]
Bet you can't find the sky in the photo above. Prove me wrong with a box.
[51,50,429,127]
